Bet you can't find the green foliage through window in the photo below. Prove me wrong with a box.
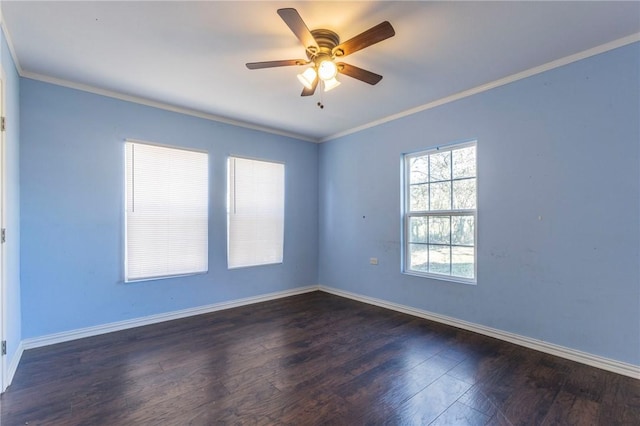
[404,142,477,282]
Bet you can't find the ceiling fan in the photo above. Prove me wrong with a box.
[246,8,395,96]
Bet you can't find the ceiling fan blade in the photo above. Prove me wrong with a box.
[301,77,319,96]
[337,63,383,85]
[246,59,308,70]
[277,8,319,54]
[333,21,395,57]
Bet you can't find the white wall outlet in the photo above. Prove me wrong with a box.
[370,258,378,265]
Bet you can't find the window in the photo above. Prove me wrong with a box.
[125,141,208,282]
[403,141,477,283]
[227,156,285,269]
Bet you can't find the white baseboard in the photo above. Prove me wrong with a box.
[16,284,639,380]
[22,285,320,350]
[3,340,24,392]
[319,285,640,379]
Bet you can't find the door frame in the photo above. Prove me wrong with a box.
[0,66,7,392]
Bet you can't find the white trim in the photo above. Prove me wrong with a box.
[2,12,311,143]
[402,141,478,284]
[319,285,640,379]
[2,13,636,145]
[0,10,24,76]
[3,340,23,392]
[13,285,639,381]
[20,70,317,143]
[320,33,640,142]
[0,65,5,393]
[22,285,319,350]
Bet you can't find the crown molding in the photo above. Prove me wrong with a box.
[20,70,318,143]
[320,33,640,142]
[2,9,638,146]
[3,7,315,142]
[0,6,24,76]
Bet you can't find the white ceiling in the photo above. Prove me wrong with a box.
[2,1,639,142]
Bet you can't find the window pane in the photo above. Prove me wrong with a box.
[452,246,474,279]
[228,157,285,269]
[125,142,208,281]
[429,151,451,182]
[410,156,429,184]
[428,216,450,244]
[410,184,428,211]
[452,216,475,246]
[428,245,450,274]
[453,178,476,209]
[403,141,477,283]
[429,181,451,210]
[409,244,428,272]
[409,217,428,243]
[452,146,476,179]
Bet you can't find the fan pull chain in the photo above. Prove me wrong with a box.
[317,81,325,109]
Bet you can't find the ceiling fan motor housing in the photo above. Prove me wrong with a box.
[307,29,341,61]
[245,8,394,95]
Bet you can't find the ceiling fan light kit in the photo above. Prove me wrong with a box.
[297,67,317,89]
[322,76,341,92]
[317,60,338,81]
[246,8,395,98]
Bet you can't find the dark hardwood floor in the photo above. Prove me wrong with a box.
[1,291,638,425]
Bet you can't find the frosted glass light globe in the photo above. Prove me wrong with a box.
[317,60,338,81]
[297,67,317,89]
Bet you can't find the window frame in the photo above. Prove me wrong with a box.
[124,139,209,283]
[226,155,285,270]
[402,140,478,284]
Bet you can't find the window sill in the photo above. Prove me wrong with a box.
[403,270,477,286]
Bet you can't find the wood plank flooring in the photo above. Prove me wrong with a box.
[1,291,638,425]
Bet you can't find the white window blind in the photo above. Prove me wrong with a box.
[227,156,285,269]
[125,141,208,282]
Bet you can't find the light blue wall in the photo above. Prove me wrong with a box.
[20,79,318,338]
[14,37,640,368]
[1,28,21,374]
[319,43,640,366]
